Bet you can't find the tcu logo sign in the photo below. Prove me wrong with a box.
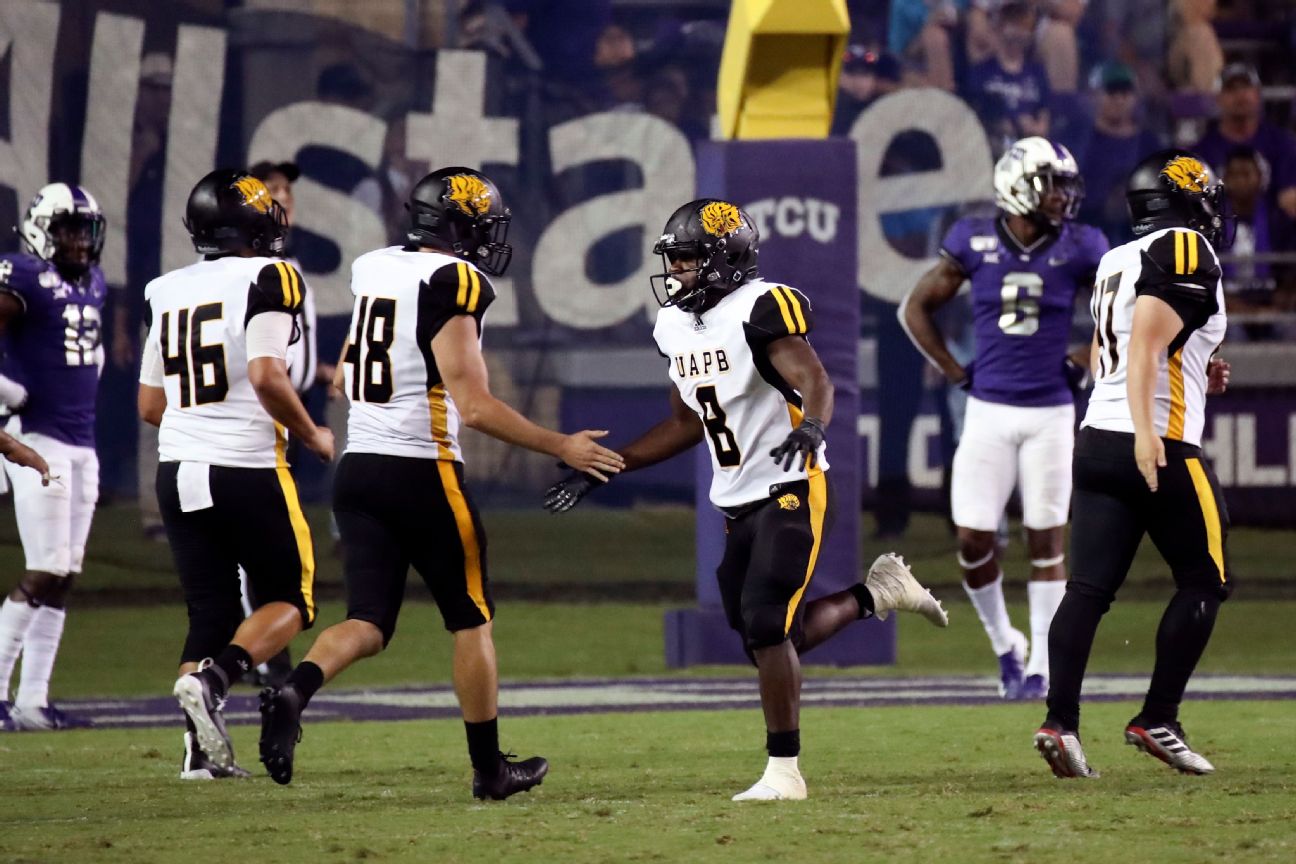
[745,197,840,244]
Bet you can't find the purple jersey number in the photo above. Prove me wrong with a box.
[941,216,1109,408]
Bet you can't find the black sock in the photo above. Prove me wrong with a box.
[1141,590,1221,723]
[465,717,501,773]
[766,729,800,758]
[286,661,325,707]
[848,583,875,619]
[207,644,253,694]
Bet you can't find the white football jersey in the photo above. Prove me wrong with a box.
[144,255,305,467]
[1084,226,1226,447]
[342,246,495,461]
[653,278,828,509]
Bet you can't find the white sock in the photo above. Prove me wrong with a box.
[15,606,66,708]
[964,574,1016,656]
[0,597,38,700]
[1025,581,1066,678]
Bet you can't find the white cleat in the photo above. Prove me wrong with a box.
[173,663,235,771]
[1034,726,1100,779]
[865,553,949,627]
[732,766,807,801]
[1125,720,1215,775]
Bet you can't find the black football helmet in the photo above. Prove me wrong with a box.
[183,169,286,256]
[406,167,512,276]
[650,199,760,314]
[1127,149,1226,247]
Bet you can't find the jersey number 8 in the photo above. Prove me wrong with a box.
[997,272,1044,336]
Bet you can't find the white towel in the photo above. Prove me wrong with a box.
[176,462,214,512]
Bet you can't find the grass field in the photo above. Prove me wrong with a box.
[2,702,1293,864]
[1,501,1293,863]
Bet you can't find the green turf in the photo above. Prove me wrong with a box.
[1,701,1292,864]
[40,598,1296,700]
[2,501,1293,597]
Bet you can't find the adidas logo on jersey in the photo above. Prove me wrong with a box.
[673,349,730,379]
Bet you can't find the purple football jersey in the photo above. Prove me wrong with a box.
[0,253,106,447]
[941,216,1109,407]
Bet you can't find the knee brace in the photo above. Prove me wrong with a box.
[1031,554,1065,569]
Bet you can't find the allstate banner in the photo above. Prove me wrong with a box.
[665,138,896,667]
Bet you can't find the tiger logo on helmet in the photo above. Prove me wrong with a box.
[1161,156,1210,193]
[700,201,743,237]
[447,174,493,217]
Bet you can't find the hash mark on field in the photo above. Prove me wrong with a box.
[57,674,1296,730]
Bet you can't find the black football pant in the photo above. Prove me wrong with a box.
[1046,429,1232,731]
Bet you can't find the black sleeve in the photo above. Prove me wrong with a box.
[1133,229,1220,326]
[245,261,306,325]
[416,261,497,338]
[745,286,814,346]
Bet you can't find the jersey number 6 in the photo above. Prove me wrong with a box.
[998,272,1044,336]
[161,303,229,407]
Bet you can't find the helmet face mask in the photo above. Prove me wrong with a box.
[406,168,513,276]
[650,199,759,315]
[20,183,106,279]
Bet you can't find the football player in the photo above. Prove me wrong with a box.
[138,169,333,779]
[257,168,623,800]
[544,199,948,801]
[900,137,1109,700]
[0,183,109,731]
[1035,150,1231,778]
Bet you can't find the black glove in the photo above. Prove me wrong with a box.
[1063,356,1091,394]
[543,469,606,513]
[769,417,826,472]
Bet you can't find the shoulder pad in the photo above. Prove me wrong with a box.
[748,285,813,341]
[246,260,305,325]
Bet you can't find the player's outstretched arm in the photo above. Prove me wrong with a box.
[544,388,701,513]
[0,430,50,486]
[898,256,969,386]
[434,315,624,480]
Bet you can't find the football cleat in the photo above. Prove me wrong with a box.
[173,662,234,770]
[864,553,949,627]
[472,752,549,801]
[1017,674,1048,700]
[1034,724,1099,779]
[999,629,1028,698]
[0,701,15,732]
[10,703,95,731]
[1124,718,1215,775]
[259,684,305,785]
[180,732,251,781]
[731,764,807,801]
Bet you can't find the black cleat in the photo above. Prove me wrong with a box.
[258,684,304,785]
[472,752,549,801]
[180,732,251,781]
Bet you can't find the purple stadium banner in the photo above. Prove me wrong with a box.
[664,138,897,668]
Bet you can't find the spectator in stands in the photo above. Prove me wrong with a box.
[888,0,960,91]
[1221,146,1276,305]
[1066,62,1163,242]
[832,46,903,135]
[1167,0,1225,94]
[505,0,611,86]
[964,2,1051,151]
[595,23,642,109]
[1091,0,1168,110]
[1194,62,1296,222]
[1035,1,1086,93]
